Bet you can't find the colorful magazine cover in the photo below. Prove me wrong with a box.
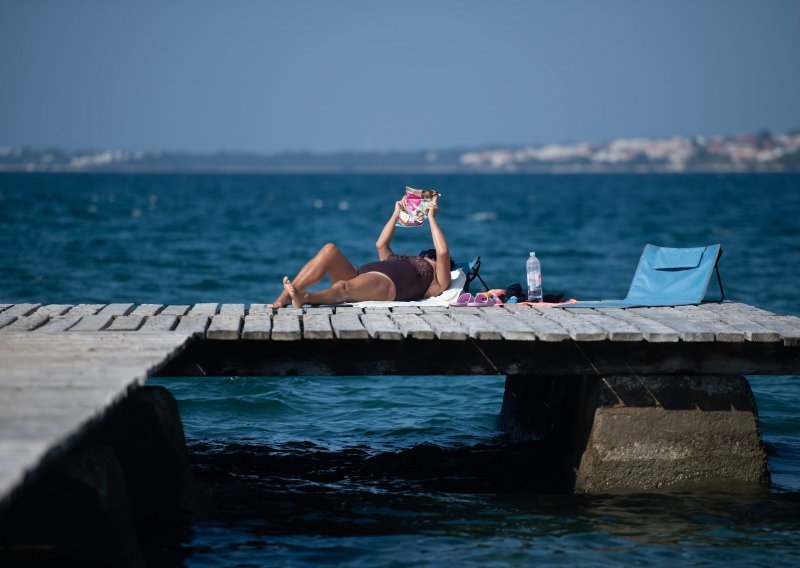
[396,186,440,228]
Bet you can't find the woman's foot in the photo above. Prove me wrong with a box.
[283,276,307,308]
[267,291,291,309]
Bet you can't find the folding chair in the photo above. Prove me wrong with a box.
[457,256,491,294]
[563,244,725,308]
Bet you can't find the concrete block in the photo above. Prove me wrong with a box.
[501,374,770,493]
[575,375,770,492]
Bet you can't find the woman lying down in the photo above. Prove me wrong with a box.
[268,195,453,308]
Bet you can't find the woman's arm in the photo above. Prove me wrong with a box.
[376,199,403,260]
[428,198,452,291]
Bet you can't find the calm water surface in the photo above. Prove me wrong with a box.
[2,173,799,565]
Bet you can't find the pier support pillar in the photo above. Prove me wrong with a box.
[502,374,770,492]
[88,385,199,523]
[0,445,146,567]
[501,374,579,441]
[0,386,196,566]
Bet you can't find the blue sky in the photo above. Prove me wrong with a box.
[1,0,798,153]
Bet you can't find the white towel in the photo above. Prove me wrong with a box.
[350,269,466,308]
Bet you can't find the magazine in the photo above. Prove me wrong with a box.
[396,186,440,228]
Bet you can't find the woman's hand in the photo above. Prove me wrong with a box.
[427,195,439,219]
[394,195,407,216]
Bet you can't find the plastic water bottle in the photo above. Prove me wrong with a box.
[526,252,543,302]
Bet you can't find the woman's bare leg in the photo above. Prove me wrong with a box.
[268,243,359,307]
[283,273,395,307]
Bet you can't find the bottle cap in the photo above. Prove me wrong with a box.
[530,251,535,256]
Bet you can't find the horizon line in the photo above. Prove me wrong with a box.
[2,126,799,156]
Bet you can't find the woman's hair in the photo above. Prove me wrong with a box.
[419,248,456,270]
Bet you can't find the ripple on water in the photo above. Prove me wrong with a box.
[143,373,800,564]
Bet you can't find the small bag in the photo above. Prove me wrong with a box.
[506,283,565,303]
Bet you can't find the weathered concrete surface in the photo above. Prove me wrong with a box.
[0,332,193,509]
[0,446,146,567]
[575,375,771,492]
[84,385,199,523]
[0,386,196,566]
[501,374,770,493]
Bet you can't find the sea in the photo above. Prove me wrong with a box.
[1,173,799,565]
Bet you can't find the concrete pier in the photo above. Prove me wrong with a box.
[502,374,770,492]
[0,299,798,522]
[0,385,196,566]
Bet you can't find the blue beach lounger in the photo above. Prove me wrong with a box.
[562,244,724,308]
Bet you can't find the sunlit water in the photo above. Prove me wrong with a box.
[2,173,799,565]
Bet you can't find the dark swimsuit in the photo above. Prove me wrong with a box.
[358,254,435,301]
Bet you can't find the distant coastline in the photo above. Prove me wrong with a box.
[2,128,798,174]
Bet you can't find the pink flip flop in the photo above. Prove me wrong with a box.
[467,293,495,307]
[449,292,472,307]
